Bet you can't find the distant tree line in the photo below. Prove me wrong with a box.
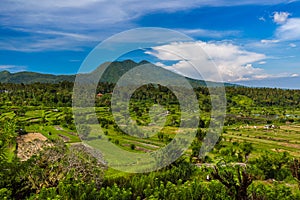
[0,82,300,109]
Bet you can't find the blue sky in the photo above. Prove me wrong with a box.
[1,0,300,88]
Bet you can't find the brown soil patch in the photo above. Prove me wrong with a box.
[281,142,300,149]
[19,133,48,142]
[280,125,300,132]
[58,134,70,142]
[17,133,52,161]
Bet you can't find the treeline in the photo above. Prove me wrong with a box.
[0,82,74,107]
[226,87,300,107]
[1,82,300,109]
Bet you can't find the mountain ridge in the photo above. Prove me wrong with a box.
[0,60,236,87]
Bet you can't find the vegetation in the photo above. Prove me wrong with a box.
[0,70,75,84]
[1,65,300,199]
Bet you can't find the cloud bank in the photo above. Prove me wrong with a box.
[0,0,294,52]
[146,41,269,82]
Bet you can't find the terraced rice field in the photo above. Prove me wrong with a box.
[224,124,300,157]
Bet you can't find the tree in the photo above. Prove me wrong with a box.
[211,164,253,200]
[290,158,300,189]
[253,151,291,180]
[239,142,253,163]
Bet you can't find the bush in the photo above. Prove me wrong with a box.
[248,181,296,200]
[251,151,292,181]
[130,144,135,150]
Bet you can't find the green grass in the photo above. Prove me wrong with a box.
[26,124,80,143]
[104,167,131,179]
[0,111,16,120]
[6,143,16,162]
[87,123,174,154]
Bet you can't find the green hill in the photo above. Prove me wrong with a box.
[80,59,236,87]
[0,60,237,87]
[0,70,75,84]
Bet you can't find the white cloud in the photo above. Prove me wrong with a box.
[276,18,300,41]
[0,27,100,52]
[13,28,97,41]
[0,1,287,30]
[259,17,266,22]
[0,0,294,52]
[261,39,280,44]
[178,28,240,38]
[0,65,27,72]
[258,61,267,64]
[260,15,300,46]
[0,36,94,52]
[257,73,299,79]
[154,62,167,67]
[146,41,267,82]
[237,73,300,87]
[273,12,290,24]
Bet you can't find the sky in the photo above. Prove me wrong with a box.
[1,0,300,88]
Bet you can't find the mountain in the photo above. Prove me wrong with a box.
[0,60,236,87]
[0,70,75,84]
[78,60,236,87]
